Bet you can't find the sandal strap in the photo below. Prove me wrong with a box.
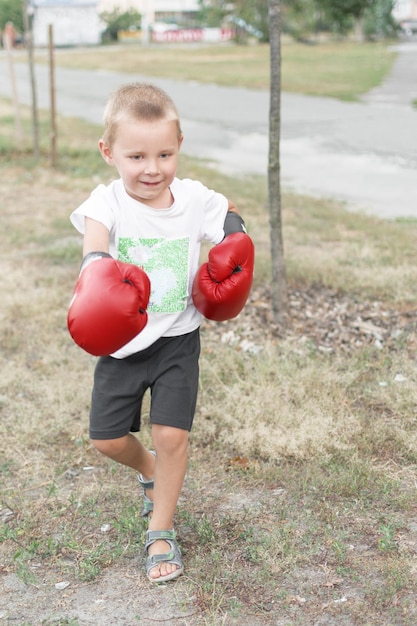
[145,530,183,582]
[145,529,176,548]
[138,475,154,490]
[141,495,154,518]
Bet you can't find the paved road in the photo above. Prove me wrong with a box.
[1,42,417,219]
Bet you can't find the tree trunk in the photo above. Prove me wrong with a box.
[354,17,365,42]
[268,0,288,324]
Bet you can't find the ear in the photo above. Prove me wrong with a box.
[98,139,113,165]
[178,134,184,150]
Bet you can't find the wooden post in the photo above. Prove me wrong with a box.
[48,24,57,168]
[23,0,40,159]
[3,23,24,145]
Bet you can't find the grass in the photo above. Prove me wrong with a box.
[30,39,397,100]
[1,57,417,623]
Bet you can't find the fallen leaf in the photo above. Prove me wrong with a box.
[227,456,251,470]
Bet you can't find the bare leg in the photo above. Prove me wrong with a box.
[92,434,155,483]
[147,424,188,580]
[91,429,188,580]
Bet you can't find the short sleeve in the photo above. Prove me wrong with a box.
[70,184,116,234]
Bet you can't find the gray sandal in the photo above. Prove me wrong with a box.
[145,530,184,583]
[138,451,156,519]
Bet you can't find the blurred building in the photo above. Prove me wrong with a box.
[29,0,222,48]
[393,0,417,20]
[97,0,200,23]
[30,0,103,46]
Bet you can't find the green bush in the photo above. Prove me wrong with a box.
[0,0,24,35]
[100,8,141,43]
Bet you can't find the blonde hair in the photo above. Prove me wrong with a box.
[102,82,182,146]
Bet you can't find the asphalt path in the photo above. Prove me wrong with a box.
[1,42,417,219]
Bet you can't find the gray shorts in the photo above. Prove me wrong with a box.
[89,329,200,439]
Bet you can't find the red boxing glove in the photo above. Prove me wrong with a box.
[192,230,254,322]
[67,252,151,356]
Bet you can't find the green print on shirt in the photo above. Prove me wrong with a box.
[118,237,189,313]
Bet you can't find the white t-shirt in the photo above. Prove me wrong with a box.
[70,177,228,358]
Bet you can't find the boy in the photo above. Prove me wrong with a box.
[68,82,254,582]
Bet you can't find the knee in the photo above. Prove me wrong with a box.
[152,425,188,456]
[91,436,128,458]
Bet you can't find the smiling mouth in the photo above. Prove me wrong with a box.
[141,180,161,187]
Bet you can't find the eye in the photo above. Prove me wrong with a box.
[130,155,143,161]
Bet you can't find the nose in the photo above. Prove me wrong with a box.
[144,158,159,175]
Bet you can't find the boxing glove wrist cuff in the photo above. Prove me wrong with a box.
[79,251,112,275]
[223,211,247,238]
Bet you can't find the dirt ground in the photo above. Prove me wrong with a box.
[2,547,267,626]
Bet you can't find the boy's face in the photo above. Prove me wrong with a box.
[99,117,183,208]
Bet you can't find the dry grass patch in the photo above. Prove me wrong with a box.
[197,343,361,459]
[283,194,417,302]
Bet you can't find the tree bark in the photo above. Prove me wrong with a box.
[268,0,288,324]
